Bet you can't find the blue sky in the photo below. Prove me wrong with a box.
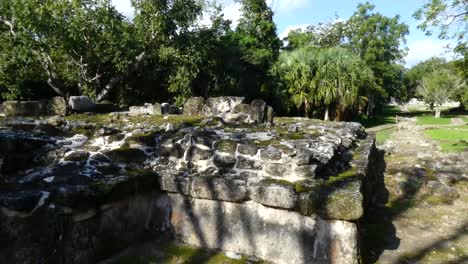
[111,0,456,67]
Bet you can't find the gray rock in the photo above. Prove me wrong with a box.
[436,172,462,186]
[68,96,96,113]
[3,101,47,116]
[169,193,358,264]
[264,163,291,176]
[319,181,363,220]
[213,154,236,168]
[159,171,191,195]
[294,148,313,165]
[425,181,459,203]
[190,146,213,161]
[183,97,205,116]
[265,106,275,125]
[236,156,263,170]
[250,179,297,209]
[260,147,282,161]
[104,147,146,163]
[153,103,162,115]
[168,105,180,115]
[129,103,160,116]
[237,143,258,156]
[191,176,247,202]
[250,99,266,123]
[203,96,245,116]
[214,139,237,154]
[294,164,318,178]
[161,103,170,114]
[47,96,67,116]
[64,150,90,162]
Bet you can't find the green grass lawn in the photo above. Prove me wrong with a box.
[376,127,395,144]
[425,128,468,152]
[417,115,453,125]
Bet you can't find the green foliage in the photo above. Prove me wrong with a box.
[417,67,465,110]
[414,0,467,54]
[276,46,374,120]
[235,0,281,100]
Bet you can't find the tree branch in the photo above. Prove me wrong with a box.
[0,16,17,37]
[95,51,146,101]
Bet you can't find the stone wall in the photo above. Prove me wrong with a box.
[0,115,382,264]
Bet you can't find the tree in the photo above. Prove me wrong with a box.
[314,47,375,120]
[0,0,137,101]
[277,47,375,120]
[235,0,281,100]
[284,20,347,50]
[417,68,465,117]
[404,57,449,99]
[276,47,318,117]
[345,3,409,114]
[414,0,468,54]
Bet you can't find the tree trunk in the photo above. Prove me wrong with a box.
[95,51,146,102]
[304,99,309,118]
[435,109,441,118]
[324,106,330,121]
[367,95,374,116]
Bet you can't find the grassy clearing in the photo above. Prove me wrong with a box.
[425,128,468,152]
[376,127,395,144]
[416,115,453,125]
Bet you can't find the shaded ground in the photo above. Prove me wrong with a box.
[361,117,468,264]
[100,239,268,264]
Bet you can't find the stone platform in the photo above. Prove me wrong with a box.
[0,114,383,264]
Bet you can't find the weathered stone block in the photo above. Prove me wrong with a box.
[68,96,96,113]
[183,97,205,116]
[190,176,247,202]
[236,156,263,170]
[319,180,363,220]
[264,163,290,177]
[159,171,191,195]
[259,147,282,161]
[250,179,296,209]
[213,154,236,168]
[103,147,146,163]
[214,139,237,154]
[169,194,358,264]
[47,96,67,116]
[3,101,47,116]
[237,143,258,156]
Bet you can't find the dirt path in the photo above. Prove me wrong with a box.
[452,118,466,126]
[361,117,468,264]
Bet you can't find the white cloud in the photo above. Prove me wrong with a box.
[404,39,457,67]
[112,0,134,18]
[268,0,307,12]
[278,24,310,39]
[221,1,243,28]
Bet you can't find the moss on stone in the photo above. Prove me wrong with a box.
[260,178,295,188]
[110,244,260,264]
[325,168,360,186]
[294,180,323,193]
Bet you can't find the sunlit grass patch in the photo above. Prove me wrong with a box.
[376,127,394,144]
[417,115,453,125]
[425,128,468,152]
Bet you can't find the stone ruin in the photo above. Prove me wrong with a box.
[0,98,384,264]
[129,96,274,125]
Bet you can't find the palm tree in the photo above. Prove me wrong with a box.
[277,47,318,117]
[315,47,374,120]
